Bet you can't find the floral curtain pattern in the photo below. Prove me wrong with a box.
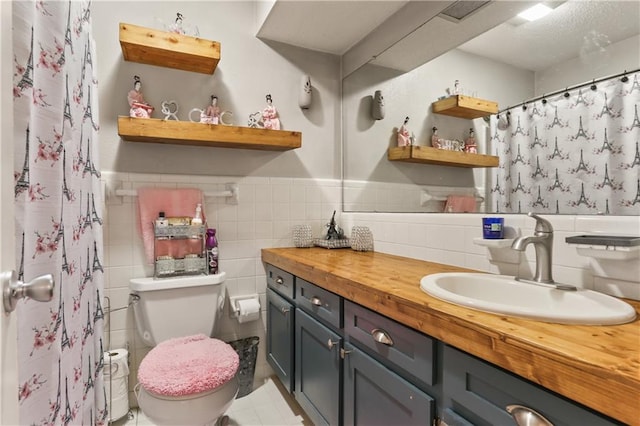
[13,1,106,424]
[489,71,640,215]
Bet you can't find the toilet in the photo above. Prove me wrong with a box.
[130,273,239,425]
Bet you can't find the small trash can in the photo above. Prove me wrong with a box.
[227,336,259,398]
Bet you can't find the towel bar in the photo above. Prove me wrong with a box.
[108,183,239,204]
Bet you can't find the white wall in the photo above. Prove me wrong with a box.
[342,48,533,204]
[93,1,341,179]
[535,34,640,96]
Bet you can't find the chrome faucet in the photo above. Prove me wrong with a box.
[511,212,559,286]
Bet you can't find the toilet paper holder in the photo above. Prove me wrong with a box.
[229,294,260,318]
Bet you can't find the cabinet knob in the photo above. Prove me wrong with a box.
[506,404,554,426]
[371,328,394,346]
[275,276,284,285]
[340,348,353,359]
[280,306,290,315]
[310,296,322,306]
[327,339,339,350]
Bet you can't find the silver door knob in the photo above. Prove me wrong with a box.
[2,270,55,313]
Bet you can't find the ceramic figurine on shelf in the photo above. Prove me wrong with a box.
[262,94,281,130]
[464,128,478,153]
[127,75,154,118]
[453,79,461,95]
[203,95,221,124]
[431,126,442,149]
[397,116,412,147]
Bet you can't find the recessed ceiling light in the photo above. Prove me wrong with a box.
[518,3,553,21]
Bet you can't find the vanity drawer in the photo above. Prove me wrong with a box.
[266,264,294,300]
[296,278,342,330]
[345,300,435,387]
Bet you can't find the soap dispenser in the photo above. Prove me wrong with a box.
[155,211,168,228]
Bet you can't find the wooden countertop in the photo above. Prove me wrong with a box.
[262,248,640,425]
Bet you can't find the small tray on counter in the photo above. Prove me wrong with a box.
[314,238,351,249]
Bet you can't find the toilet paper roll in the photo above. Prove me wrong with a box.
[104,349,130,421]
[237,298,260,323]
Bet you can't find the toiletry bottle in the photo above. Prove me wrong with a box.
[205,228,218,274]
[155,211,168,228]
[192,203,203,225]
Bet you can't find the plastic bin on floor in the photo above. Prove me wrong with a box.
[227,336,259,398]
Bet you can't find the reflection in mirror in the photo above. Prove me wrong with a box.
[342,0,640,215]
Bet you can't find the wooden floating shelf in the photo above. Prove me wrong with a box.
[388,146,498,168]
[119,22,220,74]
[118,117,302,151]
[432,95,498,119]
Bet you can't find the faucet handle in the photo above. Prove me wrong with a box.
[528,212,553,233]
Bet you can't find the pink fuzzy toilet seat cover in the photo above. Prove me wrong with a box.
[138,334,239,397]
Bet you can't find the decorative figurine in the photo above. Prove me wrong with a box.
[371,90,385,120]
[431,126,441,149]
[247,111,262,128]
[299,75,312,109]
[203,95,221,124]
[262,94,281,130]
[127,75,154,118]
[464,128,477,153]
[453,79,461,95]
[166,12,199,36]
[397,116,412,147]
[161,100,179,121]
[325,210,344,240]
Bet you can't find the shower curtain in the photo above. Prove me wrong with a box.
[489,71,640,215]
[13,1,106,424]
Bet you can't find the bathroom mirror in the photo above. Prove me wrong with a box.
[342,0,640,215]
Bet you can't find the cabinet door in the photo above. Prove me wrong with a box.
[343,342,434,426]
[295,309,342,426]
[443,345,619,426]
[266,288,294,392]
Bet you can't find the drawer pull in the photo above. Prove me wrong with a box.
[327,339,339,350]
[275,276,284,285]
[506,405,554,426]
[281,307,290,315]
[371,328,394,346]
[340,348,353,359]
[311,296,322,306]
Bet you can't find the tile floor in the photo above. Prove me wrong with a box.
[111,377,311,426]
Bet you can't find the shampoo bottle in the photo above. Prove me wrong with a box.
[205,228,218,274]
[155,211,168,228]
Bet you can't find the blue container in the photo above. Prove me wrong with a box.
[482,217,504,239]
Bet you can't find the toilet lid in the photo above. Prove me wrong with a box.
[138,334,239,397]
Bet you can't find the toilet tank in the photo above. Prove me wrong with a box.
[130,273,226,346]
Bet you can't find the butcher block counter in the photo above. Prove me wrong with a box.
[262,247,640,425]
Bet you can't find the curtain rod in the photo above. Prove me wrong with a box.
[497,67,640,115]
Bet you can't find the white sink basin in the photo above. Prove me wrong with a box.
[420,273,637,325]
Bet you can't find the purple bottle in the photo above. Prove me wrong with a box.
[205,228,219,274]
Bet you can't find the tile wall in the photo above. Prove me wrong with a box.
[102,171,639,407]
[101,172,342,407]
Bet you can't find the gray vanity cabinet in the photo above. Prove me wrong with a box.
[266,264,296,393]
[343,342,435,426]
[266,288,294,392]
[295,308,342,426]
[443,345,620,426]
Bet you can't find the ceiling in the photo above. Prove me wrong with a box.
[256,1,640,74]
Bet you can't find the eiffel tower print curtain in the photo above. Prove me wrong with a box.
[489,71,640,215]
[12,1,107,424]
